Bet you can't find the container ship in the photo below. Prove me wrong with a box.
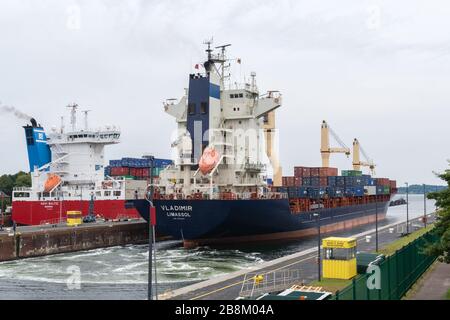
[126,42,396,248]
[11,105,171,225]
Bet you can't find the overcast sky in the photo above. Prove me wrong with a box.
[0,0,448,185]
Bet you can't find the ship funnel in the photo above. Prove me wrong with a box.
[23,120,52,172]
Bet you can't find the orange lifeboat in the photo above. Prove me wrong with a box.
[44,173,62,193]
[198,146,220,175]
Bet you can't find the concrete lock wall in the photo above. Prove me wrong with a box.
[0,222,149,262]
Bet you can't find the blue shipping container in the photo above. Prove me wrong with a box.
[327,176,337,186]
[336,176,346,187]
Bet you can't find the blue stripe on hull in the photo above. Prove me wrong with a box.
[133,199,390,241]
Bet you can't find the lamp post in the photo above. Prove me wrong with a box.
[405,182,409,234]
[423,184,427,228]
[375,196,379,252]
[313,212,321,282]
[147,155,157,300]
[0,192,4,231]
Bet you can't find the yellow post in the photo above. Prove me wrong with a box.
[320,120,330,168]
[264,111,282,186]
[322,237,357,280]
[66,211,82,227]
[352,139,361,171]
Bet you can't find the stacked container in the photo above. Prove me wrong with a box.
[105,157,173,180]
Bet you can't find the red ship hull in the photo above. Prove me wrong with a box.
[12,200,141,225]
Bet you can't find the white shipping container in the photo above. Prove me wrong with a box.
[364,186,377,195]
[125,180,148,199]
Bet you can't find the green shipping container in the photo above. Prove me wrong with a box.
[342,170,362,177]
[384,186,390,194]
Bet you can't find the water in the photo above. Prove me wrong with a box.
[0,194,435,300]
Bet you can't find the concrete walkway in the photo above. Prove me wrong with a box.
[410,262,450,300]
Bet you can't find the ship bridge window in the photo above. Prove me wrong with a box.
[188,103,195,115]
[13,192,30,198]
[200,102,207,114]
[96,191,101,197]
[104,191,111,197]
[113,191,121,197]
[239,93,243,98]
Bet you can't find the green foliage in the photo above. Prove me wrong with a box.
[0,171,31,200]
[397,184,447,194]
[424,163,450,263]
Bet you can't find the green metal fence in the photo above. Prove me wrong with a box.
[334,231,438,300]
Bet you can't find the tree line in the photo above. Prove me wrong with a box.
[425,162,450,263]
[0,171,31,210]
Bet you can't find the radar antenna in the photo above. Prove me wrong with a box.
[66,103,79,131]
[82,109,92,131]
[203,38,214,60]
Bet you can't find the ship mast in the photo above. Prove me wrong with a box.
[66,103,79,131]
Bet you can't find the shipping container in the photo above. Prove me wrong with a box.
[319,177,328,186]
[110,167,130,176]
[336,176,346,187]
[342,170,362,177]
[310,177,320,186]
[282,176,296,187]
[294,166,311,178]
[364,186,377,196]
[287,187,309,198]
[319,167,338,177]
[310,168,320,177]
[376,186,385,195]
[327,187,343,198]
[328,176,337,186]
[374,178,390,187]
[344,186,364,197]
[307,187,327,199]
[302,177,312,186]
[389,180,397,189]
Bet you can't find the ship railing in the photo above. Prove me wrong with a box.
[40,217,67,226]
[154,191,288,201]
[239,269,303,298]
[13,187,33,192]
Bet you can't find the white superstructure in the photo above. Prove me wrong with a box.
[13,105,147,204]
[158,42,282,199]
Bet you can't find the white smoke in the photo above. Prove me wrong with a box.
[0,102,32,121]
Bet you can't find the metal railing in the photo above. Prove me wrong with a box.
[333,230,438,300]
[239,269,302,298]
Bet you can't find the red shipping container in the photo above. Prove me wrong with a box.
[295,177,302,186]
[389,180,397,188]
[142,168,150,177]
[111,167,130,176]
[319,177,328,186]
[310,168,320,177]
[294,167,310,177]
[319,167,338,177]
[375,178,390,186]
[282,176,295,187]
[294,166,311,177]
[130,168,138,177]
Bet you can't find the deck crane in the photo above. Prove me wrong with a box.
[352,138,376,175]
[320,120,351,167]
